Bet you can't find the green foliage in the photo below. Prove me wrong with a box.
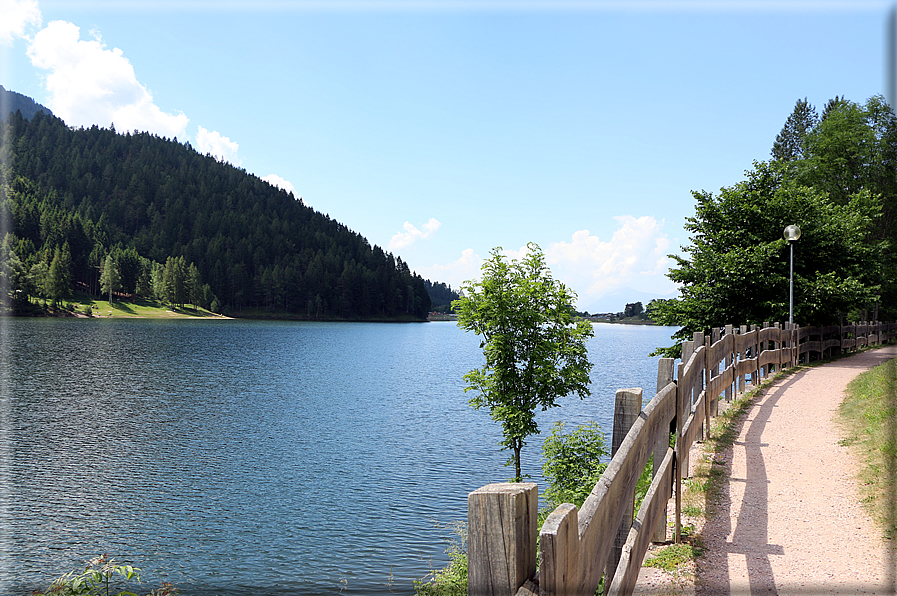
[541,421,608,507]
[652,95,897,353]
[839,357,897,539]
[770,97,817,163]
[100,254,121,303]
[454,244,594,481]
[33,554,178,596]
[623,301,643,318]
[48,243,73,304]
[412,522,468,596]
[425,279,461,313]
[651,159,882,353]
[643,543,703,572]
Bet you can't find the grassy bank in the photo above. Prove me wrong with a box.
[838,357,897,540]
[16,294,227,319]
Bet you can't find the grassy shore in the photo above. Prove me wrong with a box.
[17,294,228,319]
[838,357,897,540]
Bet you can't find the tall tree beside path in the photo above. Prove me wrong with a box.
[650,160,882,355]
[453,243,594,482]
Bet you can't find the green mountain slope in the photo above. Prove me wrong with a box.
[1,108,432,319]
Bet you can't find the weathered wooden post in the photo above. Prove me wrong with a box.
[468,482,538,596]
[604,388,643,595]
[709,328,721,417]
[738,325,748,394]
[724,324,733,402]
[654,359,675,543]
[751,324,760,386]
[693,331,705,441]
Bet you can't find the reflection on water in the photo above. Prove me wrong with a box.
[0,318,676,595]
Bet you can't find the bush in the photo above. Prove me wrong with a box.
[541,421,609,508]
[413,522,467,596]
[33,555,178,596]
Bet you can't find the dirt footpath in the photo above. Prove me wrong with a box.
[688,347,897,595]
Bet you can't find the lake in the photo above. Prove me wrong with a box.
[0,318,678,595]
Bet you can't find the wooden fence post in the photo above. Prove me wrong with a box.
[751,324,759,386]
[653,359,675,543]
[693,331,705,441]
[605,388,643,595]
[724,324,733,402]
[739,324,748,394]
[468,482,538,596]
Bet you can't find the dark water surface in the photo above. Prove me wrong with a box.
[0,318,677,595]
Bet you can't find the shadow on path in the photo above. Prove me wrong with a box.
[697,373,801,596]
[696,347,897,595]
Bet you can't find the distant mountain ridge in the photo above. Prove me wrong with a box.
[0,85,53,121]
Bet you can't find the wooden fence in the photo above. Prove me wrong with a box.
[467,321,897,596]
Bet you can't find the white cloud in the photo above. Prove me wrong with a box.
[195,125,241,165]
[262,173,296,196]
[415,217,676,305]
[388,217,442,250]
[0,0,40,46]
[26,20,189,138]
[546,215,674,300]
[415,248,482,291]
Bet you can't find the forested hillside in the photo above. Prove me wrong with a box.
[0,108,434,319]
[0,86,52,121]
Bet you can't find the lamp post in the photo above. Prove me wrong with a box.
[784,224,801,324]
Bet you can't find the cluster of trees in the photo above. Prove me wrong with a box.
[423,279,460,313]
[1,175,216,310]
[623,301,644,318]
[652,95,896,353]
[0,107,434,319]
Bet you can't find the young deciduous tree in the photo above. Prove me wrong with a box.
[453,244,594,482]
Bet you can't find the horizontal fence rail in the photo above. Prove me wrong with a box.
[466,321,896,596]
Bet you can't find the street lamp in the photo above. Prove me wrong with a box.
[784,224,801,324]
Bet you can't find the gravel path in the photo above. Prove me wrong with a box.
[636,346,897,596]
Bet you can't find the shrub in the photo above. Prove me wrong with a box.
[541,421,609,508]
[33,555,178,596]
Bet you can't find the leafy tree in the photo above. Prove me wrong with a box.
[100,254,121,303]
[651,160,882,355]
[786,95,897,318]
[28,260,49,299]
[163,255,187,307]
[453,244,594,482]
[624,301,644,318]
[150,261,165,301]
[0,234,26,303]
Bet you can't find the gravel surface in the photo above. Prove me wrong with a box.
[636,347,897,596]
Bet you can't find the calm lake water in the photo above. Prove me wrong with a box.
[0,318,678,595]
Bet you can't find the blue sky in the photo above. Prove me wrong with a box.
[0,0,890,312]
